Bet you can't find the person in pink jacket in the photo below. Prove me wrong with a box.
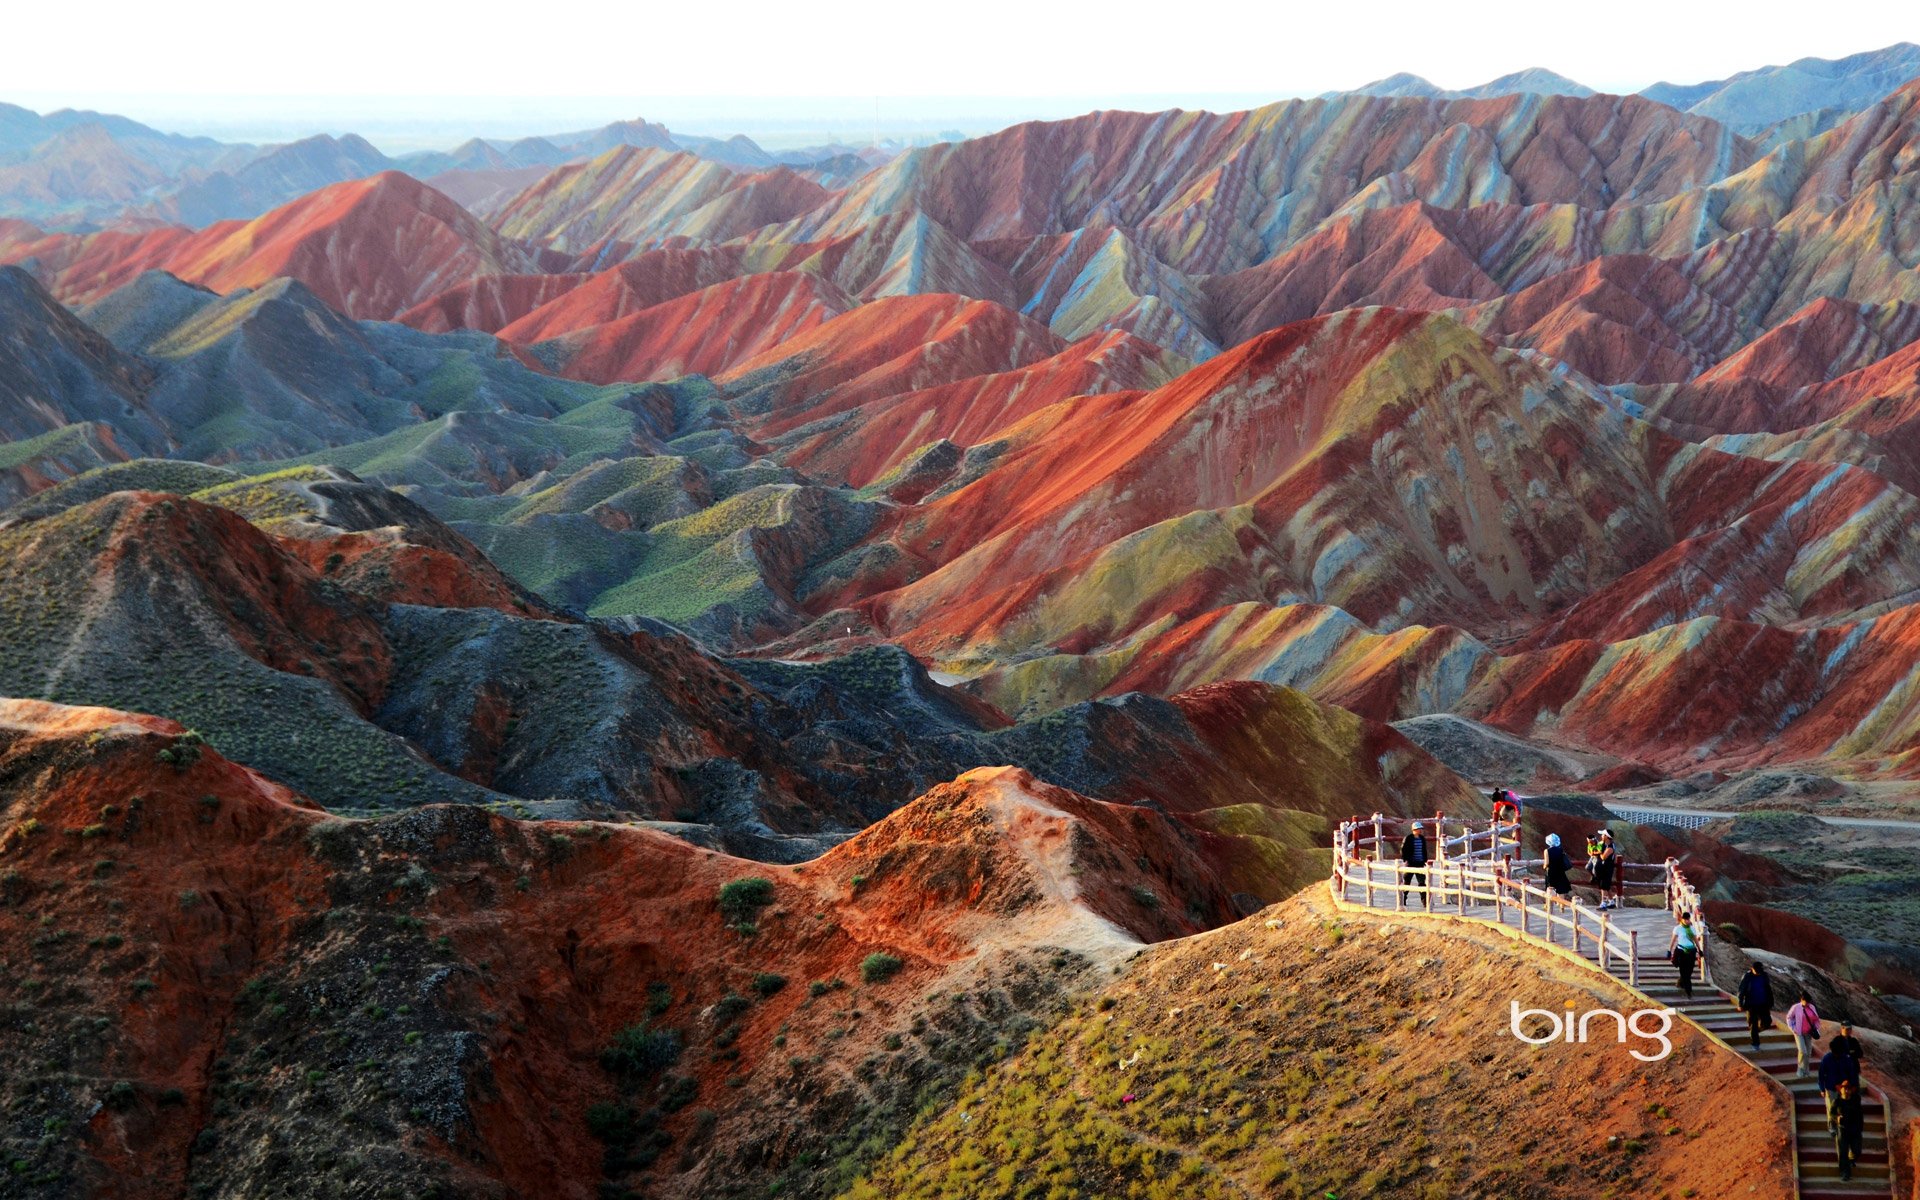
[1785,993,1822,1078]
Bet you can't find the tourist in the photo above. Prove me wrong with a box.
[1832,1078,1865,1181]
[1668,909,1701,1000]
[1542,833,1572,900]
[1785,993,1822,1078]
[1590,831,1618,910]
[1399,821,1430,909]
[1603,830,1626,909]
[1818,1035,1861,1134]
[1831,1021,1863,1063]
[1736,962,1775,1051]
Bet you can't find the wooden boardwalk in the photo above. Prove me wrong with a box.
[1331,819,1893,1200]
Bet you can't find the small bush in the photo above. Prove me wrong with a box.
[157,733,205,772]
[750,972,787,997]
[106,1081,136,1109]
[713,993,752,1023]
[860,953,904,985]
[646,981,674,1016]
[586,1101,637,1144]
[601,1022,681,1078]
[718,877,775,923]
[808,980,831,998]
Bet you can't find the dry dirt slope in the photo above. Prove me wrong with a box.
[843,888,1795,1200]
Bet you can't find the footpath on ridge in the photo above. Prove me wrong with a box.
[1328,815,1894,1200]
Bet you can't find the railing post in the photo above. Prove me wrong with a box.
[1600,911,1611,973]
[1572,900,1582,955]
[1628,930,1639,988]
[1494,866,1505,925]
[1373,815,1384,863]
[1519,886,1528,937]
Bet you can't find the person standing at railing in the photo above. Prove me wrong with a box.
[1668,910,1702,999]
[1588,831,1619,911]
[1785,993,1822,1078]
[1602,831,1626,909]
[1737,962,1776,1051]
[1542,834,1572,900]
[1399,822,1430,909]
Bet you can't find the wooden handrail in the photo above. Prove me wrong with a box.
[1331,817,1646,982]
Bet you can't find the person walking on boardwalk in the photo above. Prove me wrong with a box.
[1818,1035,1862,1134]
[1785,993,1822,1078]
[1542,833,1572,899]
[1736,962,1776,1051]
[1832,1078,1865,1181]
[1399,822,1430,909]
[1667,909,1702,999]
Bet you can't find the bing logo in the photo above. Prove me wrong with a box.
[1509,1000,1676,1062]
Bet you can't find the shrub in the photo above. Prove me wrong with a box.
[860,953,904,985]
[585,1101,637,1144]
[661,1075,698,1113]
[713,993,752,1023]
[718,877,775,923]
[601,1022,681,1077]
[750,972,787,997]
[157,732,205,771]
[106,1081,136,1109]
[808,980,831,998]
[646,981,674,1016]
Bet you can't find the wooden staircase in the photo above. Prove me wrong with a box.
[1622,956,1893,1199]
[1330,813,1898,1200]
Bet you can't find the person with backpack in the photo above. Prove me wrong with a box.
[1542,833,1572,899]
[1492,790,1521,861]
[1832,1078,1865,1181]
[1399,822,1430,909]
[1785,993,1822,1077]
[1602,830,1627,909]
[1818,1035,1862,1134]
[1737,962,1775,1051]
[1589,832,1619,910]
[1667,909,1702,1000]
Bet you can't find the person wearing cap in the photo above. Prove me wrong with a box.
[1668,909,1702,999]
[1602,830,1627,909]
[1399,821,1430,909]
[1831,1021,1863,1063]
[1589,830,1618,910]
[1819,1035,1861,1133]
[1833,1078,1865,1179]
[1542,833,1572,899]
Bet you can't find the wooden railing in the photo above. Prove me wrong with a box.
[1330,814,1675,987]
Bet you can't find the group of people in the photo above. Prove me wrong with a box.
[1738,964,1872,1181]
[1388,803,1878,1183]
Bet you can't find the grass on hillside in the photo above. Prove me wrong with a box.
[0,426,93,472]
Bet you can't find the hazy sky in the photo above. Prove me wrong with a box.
[10,0,1920,150]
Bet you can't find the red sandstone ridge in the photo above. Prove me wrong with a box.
[721,293,1067,436]
[0,172,533,319]
[534,272,853,384]
[0,700,1344,1199]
